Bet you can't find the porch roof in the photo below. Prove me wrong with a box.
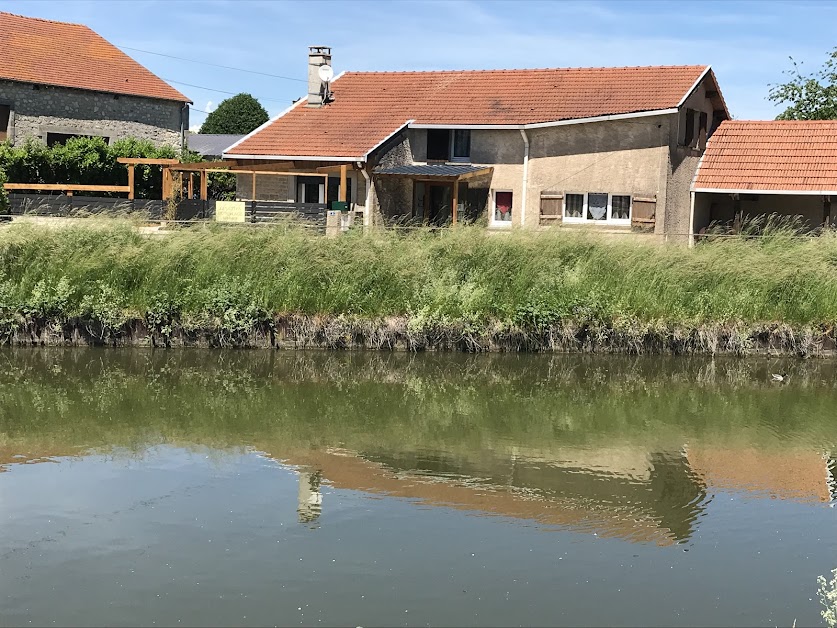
[372,164,492,179]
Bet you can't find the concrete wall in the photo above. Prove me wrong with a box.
[664,77,720,238]
[526,116,671,228]
[236,170,365,211]
[0,79,184,147]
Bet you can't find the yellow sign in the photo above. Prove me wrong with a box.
[215,201,246,223]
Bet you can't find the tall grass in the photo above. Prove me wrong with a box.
[1,219,837,352]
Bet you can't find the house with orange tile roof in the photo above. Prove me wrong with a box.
[0,12,190,149]
[691,120,837,238]
[224,47,729,236]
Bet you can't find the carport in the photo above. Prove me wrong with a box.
[690,120,837,241]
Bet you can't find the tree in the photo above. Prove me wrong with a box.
[768,49,837,120]
[198,93,269,134]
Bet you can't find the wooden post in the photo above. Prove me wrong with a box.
[127,165,135,200]
[451,180,459,225]
[824,196,832,228]
[188,173,194,200]
[323,174,328,206]
[162,167,170,200]
[252,172,256,200]
[339,164,347,203]
[200,170,208,201]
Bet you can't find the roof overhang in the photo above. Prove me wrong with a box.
[373,164,494,180]
[407,108,680,131]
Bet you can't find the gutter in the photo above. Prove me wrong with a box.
[519,129,529,228]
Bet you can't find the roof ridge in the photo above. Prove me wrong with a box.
[0,11,85,27]
[343,64,708,76]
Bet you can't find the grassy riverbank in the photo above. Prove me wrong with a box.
[1,219,837,353]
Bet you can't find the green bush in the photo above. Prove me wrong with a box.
[0,136,180,199]
[0,165,8,214]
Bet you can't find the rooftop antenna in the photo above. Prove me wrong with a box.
[318,63,334,104]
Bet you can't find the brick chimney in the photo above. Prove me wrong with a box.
[307,46,332,107]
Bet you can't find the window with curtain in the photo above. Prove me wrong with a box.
[587,193,608,221]
[494,191,513,223]
[565,194,584,218]
[611,195,631,221]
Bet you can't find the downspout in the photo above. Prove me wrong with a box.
[360,166,372,228]
[519,129,530,228]
[180,103,189,151]
[688,191,696,248]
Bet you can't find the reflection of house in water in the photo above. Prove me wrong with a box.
[297,470,323,524]
[285,446,708,546]
[687,448,837,503]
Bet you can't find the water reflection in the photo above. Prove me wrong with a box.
[1,348,836,547]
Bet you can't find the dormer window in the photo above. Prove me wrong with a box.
[426,129,471,162]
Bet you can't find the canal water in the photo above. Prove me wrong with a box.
[1,349,836,627]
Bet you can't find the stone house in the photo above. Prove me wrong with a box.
[224,47,729,236]
[0,12,190,148]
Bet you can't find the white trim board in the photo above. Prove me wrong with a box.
[224,154,361,162]
[692,188,837,196]
[363,120,415,160]
[677,66,711,109]
[223,71,347,157]
[409,109,679,132]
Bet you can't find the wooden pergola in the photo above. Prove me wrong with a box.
[162,160,353,205]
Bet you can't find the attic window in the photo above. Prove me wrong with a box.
[426,129,471,161]
[680,109,697,148]
[0,105,10,142]
[427,129,450,160]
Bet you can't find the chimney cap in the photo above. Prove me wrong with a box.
[309,46,332,54]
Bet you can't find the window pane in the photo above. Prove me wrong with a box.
[565,194,583,218]
[427,129,450,160]
[495,191,512,222]
[612,195,631,220]
[453,130,470,159]
[587,193,607,220]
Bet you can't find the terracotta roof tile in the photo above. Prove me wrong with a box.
[0,12,189,102]
[228,65,709,158]
[694,120,837,192]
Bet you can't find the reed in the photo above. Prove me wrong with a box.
[1,219,836,353]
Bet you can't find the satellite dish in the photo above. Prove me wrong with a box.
[318,64,334,82]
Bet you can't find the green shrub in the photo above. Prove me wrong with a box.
[0,165,8,214]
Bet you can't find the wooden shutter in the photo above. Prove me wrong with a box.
[539,192,563,225]
[631,195,656,230]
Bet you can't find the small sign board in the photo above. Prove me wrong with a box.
[215,201,246,223]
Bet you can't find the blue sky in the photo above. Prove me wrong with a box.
[5,0,837,128]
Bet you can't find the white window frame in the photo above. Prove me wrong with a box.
[449,129,471,163]
[490,189,514,227]
[562,192,631,226]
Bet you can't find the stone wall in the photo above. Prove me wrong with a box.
[0,79,185,147]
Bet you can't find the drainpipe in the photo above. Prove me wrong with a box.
[180,103,189,151]
[360,167,372,228]
[688,190,696,248]
[519,129,530,228]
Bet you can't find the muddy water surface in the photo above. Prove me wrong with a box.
[0,350,836,627]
